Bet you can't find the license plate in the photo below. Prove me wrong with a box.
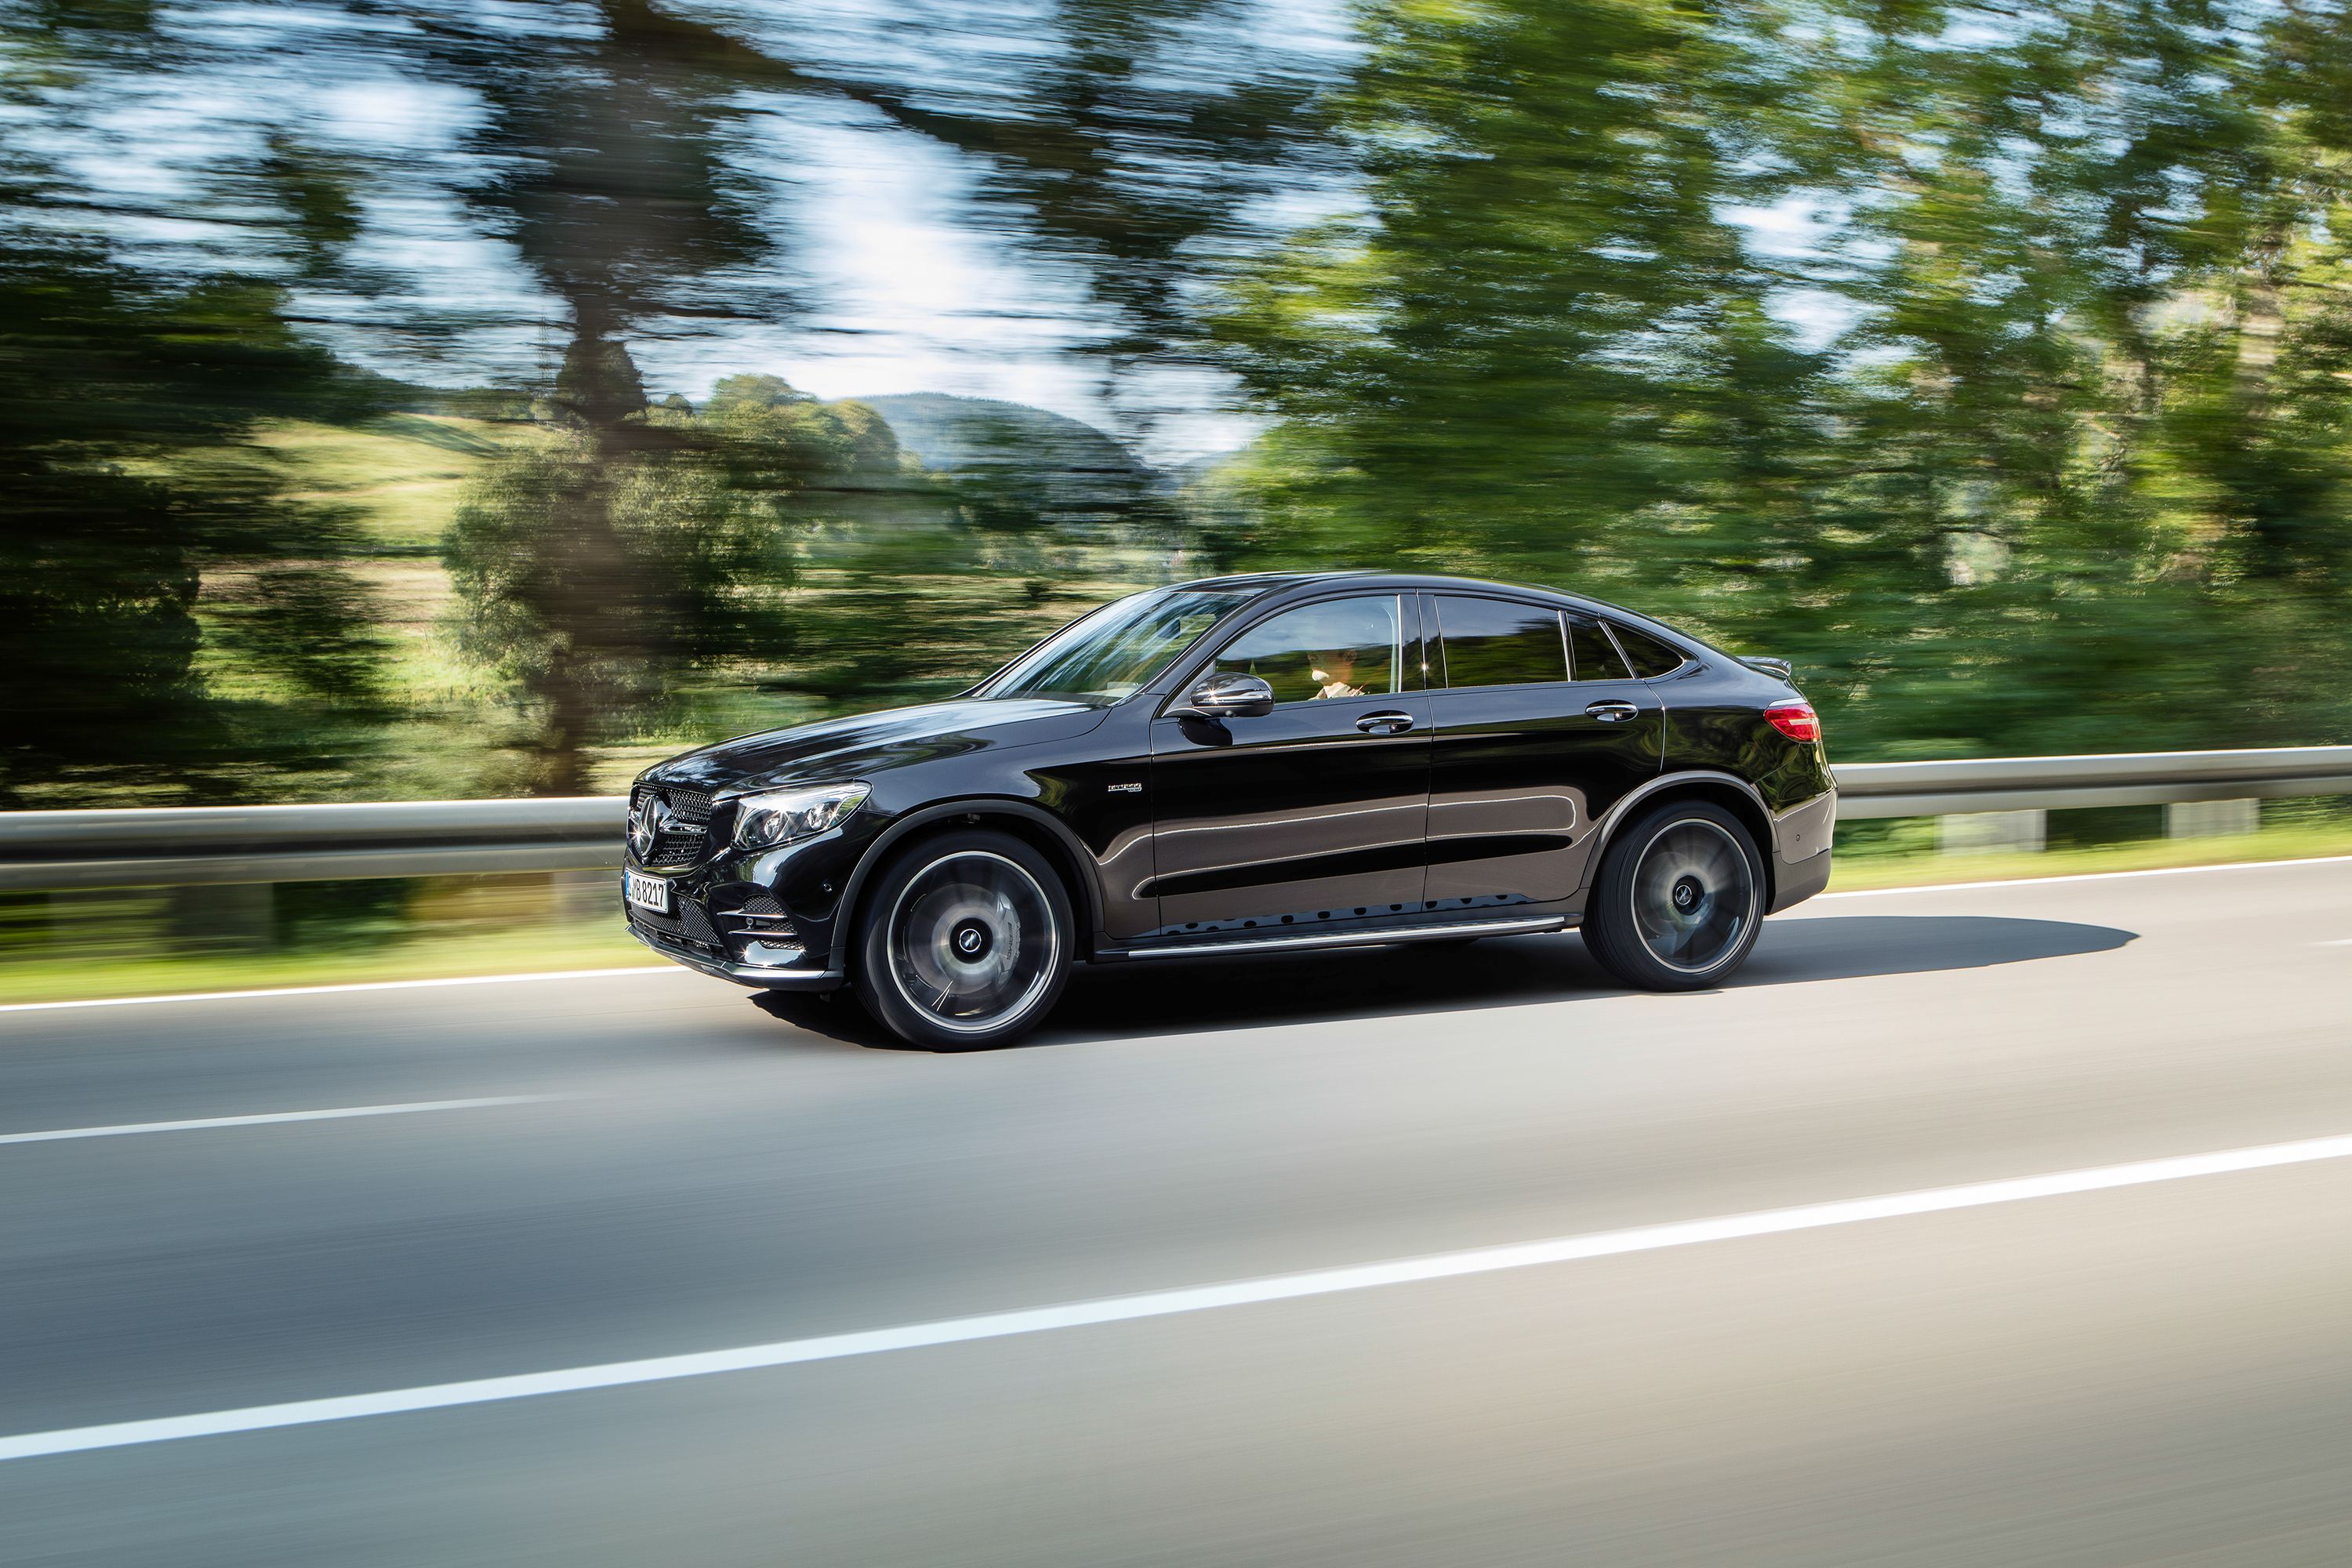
[623,869,672,914]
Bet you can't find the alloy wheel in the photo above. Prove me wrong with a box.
[1629,818,1757,975]
[884,850,1061,1034]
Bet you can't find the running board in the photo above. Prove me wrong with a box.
[1101,913,1573,963]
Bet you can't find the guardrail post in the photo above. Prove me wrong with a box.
[1939,809,2046,855]
[168,882,275,951]
[2165,799,2259,839]
[554,868,613,922]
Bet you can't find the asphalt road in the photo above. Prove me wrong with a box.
[3,858,2350,1566]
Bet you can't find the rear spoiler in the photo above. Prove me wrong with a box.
[1738,655,1795,682]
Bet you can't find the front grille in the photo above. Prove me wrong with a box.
[633,783,713,868]
[626,898,685,936]
[719,892,794,942]
[646,837,701,869]
[634,920,721,961]
[679,899,721,947]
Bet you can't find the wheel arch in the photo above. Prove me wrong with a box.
[835,800,1105,977]
[1583,770,1777,909]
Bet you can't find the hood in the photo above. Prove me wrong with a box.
[647,697,1111,793]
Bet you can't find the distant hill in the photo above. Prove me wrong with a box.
[855,393,1163,528]
[855,393,1140,476]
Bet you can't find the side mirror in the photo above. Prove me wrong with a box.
[1180,671,1275,721]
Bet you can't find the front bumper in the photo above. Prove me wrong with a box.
[627,920,844,991]
[622,829,860,992]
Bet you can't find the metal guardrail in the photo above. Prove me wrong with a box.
[1835,745,2352,819]
[1,746,2347,891]
[0,798,626,891]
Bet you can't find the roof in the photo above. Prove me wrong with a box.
[1169,569,1379,592]
[1171,569,1675,639]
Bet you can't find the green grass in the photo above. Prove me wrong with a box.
[256,414,527,547]
[0,916,655,1007]
[1828,818,2352,891]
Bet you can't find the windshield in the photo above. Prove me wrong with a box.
[978,585,1257,703]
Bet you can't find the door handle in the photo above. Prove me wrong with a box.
[1585,700,1639,723]
[1356,710,1417,735]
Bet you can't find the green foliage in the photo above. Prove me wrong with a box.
[444,363,971,787]
[0,243,386,804]
[1208,0,2352,757]
[11,0,2352,808]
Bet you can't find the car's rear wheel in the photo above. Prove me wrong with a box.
[854,830,1073,1050]
[1581,800,1764,991]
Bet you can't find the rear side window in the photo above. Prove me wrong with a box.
[1568,615,1632,681]
[1435,596,1567,688]
[1610,622,1687,678]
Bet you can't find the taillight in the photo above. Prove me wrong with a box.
[1765,702,1820,743]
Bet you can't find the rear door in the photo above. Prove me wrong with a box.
[1422,593,1663,909]
[1145,593,1431,937]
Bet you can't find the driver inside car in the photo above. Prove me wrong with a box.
[1312,648,1367,699]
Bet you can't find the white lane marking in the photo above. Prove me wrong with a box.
[0,967,677,1016]
[0,1097,552,1147]
[1817,851,2352,901]
[4,1129,2349,1464]
[2318,938,2352,947]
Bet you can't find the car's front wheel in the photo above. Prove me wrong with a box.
[1581,799,1765,991]
[854,830,1073,1050]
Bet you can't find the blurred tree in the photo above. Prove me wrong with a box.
[0,6,385,804]
[397,0,1323,784]
[1212,0,2352,757]
[1207,0,1829,637]
[0,245,390,803]
[372,0,789,789]
[789,0,1334,437]
[13,0,2352,807]
[445,365,952,784]
[1793,0,2352,753]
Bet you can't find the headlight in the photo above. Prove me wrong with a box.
[732,782,870,850]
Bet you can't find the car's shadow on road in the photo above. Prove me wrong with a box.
[753,913,2136,1051]
[1738,913,2136,985]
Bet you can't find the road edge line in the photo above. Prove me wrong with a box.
[1817,851,2352,900]
[0,1097,553,1147]
[0,967,678,1015]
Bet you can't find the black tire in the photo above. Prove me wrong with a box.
[852,829,1074,1050]
[1580,800,1766,991]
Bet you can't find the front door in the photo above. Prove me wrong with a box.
[1421,593,1663,908]
[1145,593,1431,938]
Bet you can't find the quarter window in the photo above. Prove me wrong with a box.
[1216,596,1403,704]
[1568,615,1632,681]
[1611,623,1687,678]
[1434,596,1567,688]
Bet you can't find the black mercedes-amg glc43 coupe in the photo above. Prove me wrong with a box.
[622,572,1835,1048]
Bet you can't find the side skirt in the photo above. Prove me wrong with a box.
[1094,913,1576,964]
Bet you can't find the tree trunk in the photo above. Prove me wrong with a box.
[522,310,648,796]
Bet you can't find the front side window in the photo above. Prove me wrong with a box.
[1215,595,1403,704]
[1434,595,1567,688]
[980,584,1256,702]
